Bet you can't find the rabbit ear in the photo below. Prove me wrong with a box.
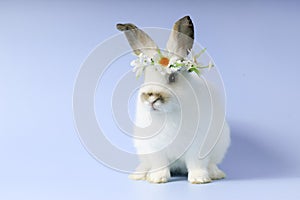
[116,23,159,57]
[166,16,194,58]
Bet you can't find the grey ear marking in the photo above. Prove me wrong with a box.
[166,16,195,57]
[173,16,194,42]
[116,23,137,31]
[116,23,158,57]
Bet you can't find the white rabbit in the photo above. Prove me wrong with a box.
[117,16,230,184]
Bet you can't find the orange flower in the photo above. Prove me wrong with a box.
[159,57,170,67]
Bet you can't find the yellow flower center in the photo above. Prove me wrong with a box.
[159,57,169,67]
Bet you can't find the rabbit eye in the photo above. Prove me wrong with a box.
[168,73,176,83]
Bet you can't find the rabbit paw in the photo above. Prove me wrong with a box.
[188,170,212,184]
[147,169,170,183]
[129,172,147,180]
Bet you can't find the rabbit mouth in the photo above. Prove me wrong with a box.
[151,98,162,111]
[151,103,158,111]
[151,105,158,111]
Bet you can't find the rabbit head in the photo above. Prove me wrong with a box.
[117,16,194,113]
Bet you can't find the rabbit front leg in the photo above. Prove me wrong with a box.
[186,157,212,184]
[128,154,151,180]
[146,154,171,184]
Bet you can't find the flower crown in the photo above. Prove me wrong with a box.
[130,48,214,78]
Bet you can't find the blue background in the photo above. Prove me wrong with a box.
[1,0,300,199]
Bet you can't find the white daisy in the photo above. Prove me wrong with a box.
[130,48,214,78]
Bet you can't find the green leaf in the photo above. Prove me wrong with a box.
[170,63,183,68]
[157,49,162,56]
[175,63,185,67]
[188,67,200,75]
